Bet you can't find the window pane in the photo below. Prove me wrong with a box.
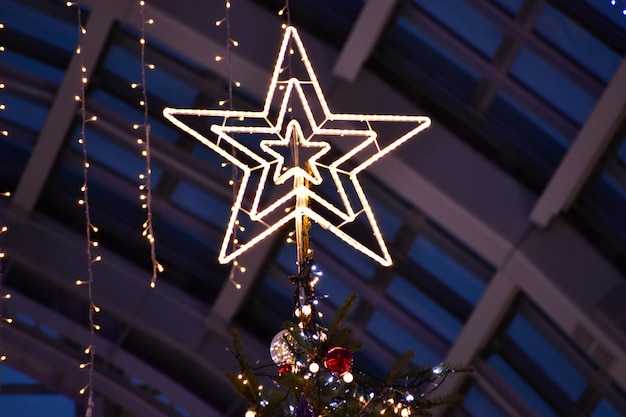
[0,367,38,385]
[383,17,481,102]
[535,4,621,83]
[463,385,507,417]
[493,0,524,15]
[507,315,586,400]
[387,275,462,343]
[171,181,230,228]
[0,394,75,417]
[487,355,559,417]
[591,399,622,417]
[367,311,440,366]
[413,0,504,59]
[510,48,596,125]
[0,0,76,52]
[409,236,486,305]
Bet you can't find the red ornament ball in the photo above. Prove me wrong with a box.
[323,347,353,375]
[278,362,293,376]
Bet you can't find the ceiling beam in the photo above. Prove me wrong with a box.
[333,0,399,82]
[530,56,626,227]
[8,0,133,221]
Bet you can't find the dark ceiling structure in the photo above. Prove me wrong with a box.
[1,0,626,416]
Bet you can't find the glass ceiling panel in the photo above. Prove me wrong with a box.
[462,384,507,417]
[0,0,76,83]
[481,296,626,416]
[310,227,378,280]
[487,355,559,417]
[1,366,38,385]
[509,48,596,125]
[0,394,75,416]
[69,124,163,185]
[0,93,49,134]
[490,91,571,149]
[0,0,76,52]
[156,213,220,260]
[507,315,586,400]
[102,45,198,107]
[534,4,621,83]
[367,310,440,366]
[383,16,481,103]
[315,271,352,308]
[387,275,462,343]
[89,89,180,145]
[170,181,230,229]
[409,235,486,305]
[0,51,65,85]
[492,0,524,15]
[412,0,504,59]
[251,0,364,46]
[617,135,626,165]
[592,399,622,417]
[484,91,568,187]
[369,197,402,238]
[0,367,75,417]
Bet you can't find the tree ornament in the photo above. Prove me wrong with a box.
[323,346,353,375]
[296,394,314,417]
[269,329,298,365]
[278,362,293,376]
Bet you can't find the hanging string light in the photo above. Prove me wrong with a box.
[69,2,100,415]
[0,194,11,369]
[0,16,11,379]
[0,19,7,139]
[216,0,245,289]
[133,0,164,289]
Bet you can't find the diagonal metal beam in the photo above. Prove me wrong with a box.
[333,0,399,82]
[8,0,133,221]
[530,56,626,227]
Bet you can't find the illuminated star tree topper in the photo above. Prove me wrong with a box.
[163,26,431,266]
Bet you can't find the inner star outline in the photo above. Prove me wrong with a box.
[162,26,431,266]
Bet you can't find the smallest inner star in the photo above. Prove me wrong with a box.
[260,119,331,186]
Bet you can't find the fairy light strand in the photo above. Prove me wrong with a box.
[0,194,10,373]
[70,2,99,415]
[219,0,245,288]
[0,19,7,139]
[278,0,291,28]
[163,27,431,266]
[136,0,163,288]
[0,19,9,379]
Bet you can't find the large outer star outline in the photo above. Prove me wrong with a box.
[163,26,431,266]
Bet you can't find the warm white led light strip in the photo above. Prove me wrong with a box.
[163,26,431,266]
